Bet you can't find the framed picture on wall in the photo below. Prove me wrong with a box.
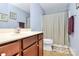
[0,13,8,22]
[10,12,17,20]
[76,3,79,9]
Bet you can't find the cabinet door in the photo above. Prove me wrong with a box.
[23,43,37,56]
[39,39,43,56]
[0,41,20,56]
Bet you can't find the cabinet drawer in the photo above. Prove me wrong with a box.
[23,43,37,56]
[23,35,37,49]
[38,33,43,40]
[0,41,20,56]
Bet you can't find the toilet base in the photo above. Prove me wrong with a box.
[44,44,52,51]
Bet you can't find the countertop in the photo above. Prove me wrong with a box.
[0,31,42,45]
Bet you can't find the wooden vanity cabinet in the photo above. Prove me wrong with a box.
[22,33,43,56]
[0,33,43,56]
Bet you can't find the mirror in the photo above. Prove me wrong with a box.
[0,3,30,28]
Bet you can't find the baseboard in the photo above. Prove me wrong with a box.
[69,47,76,56]
[53,44,68,48]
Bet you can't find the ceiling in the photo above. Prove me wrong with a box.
[12,3,69,15]
[11,3,30,14]
[40,3,69,14]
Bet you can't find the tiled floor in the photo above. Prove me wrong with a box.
[44,46,72,56]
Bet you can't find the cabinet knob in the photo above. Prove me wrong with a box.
[37,45,39,47]
[1,53,6,56]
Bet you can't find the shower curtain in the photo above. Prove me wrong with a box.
[42,12,68,45]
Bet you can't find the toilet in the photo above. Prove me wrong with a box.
[43,38,53,51]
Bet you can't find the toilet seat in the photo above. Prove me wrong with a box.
[43,39,53,45]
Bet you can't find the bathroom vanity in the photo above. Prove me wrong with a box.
[0,31,43,56]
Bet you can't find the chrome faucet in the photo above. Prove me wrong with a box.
[15,27,20,33]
